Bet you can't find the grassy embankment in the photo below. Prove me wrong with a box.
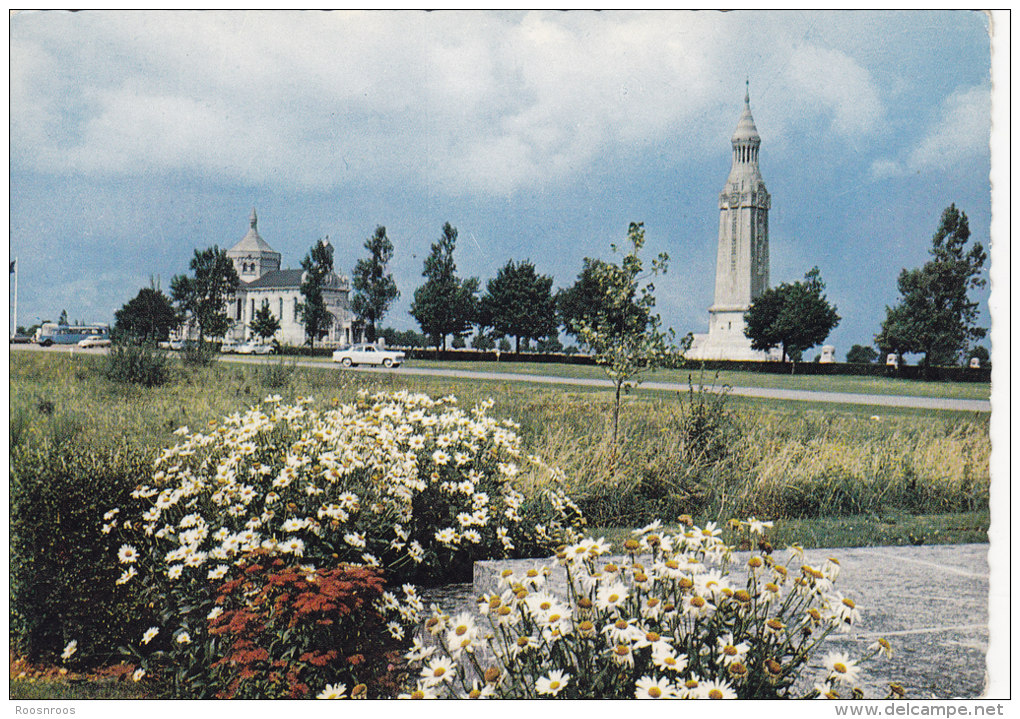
[11,350,990,543]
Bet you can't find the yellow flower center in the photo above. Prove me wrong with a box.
[468,689,481,699]
[766,583,779,593]
[605,563,618,572]
[540,601,552,611]
[708,689,724,699]
[634,572,649,583]
[608,594,620,603]
[649,686,662,698]
[665,560,679,570]
[455,625,468,636]
[624,539,640,550]
[498,606,511,616]
[615,645,629,656]
[549,681,561,690]
[517,637,530,648]
[647,598,660,607]
[766,660,782,675]
[730,662,747,676]
[411,690,425,699]
[686,679,698,689]
[664,656,676,666]
[433,667,446,677]
[834,662,847,674]
[748,556,763,568]
[734,590,751,603]
[646,632,661,642]
[579,620,594,632]
[615,619,629,630]
[548,613,562,623]
[501,569,513,578]
[691,596,706,608]
[767,619,783,630]
[842,598,856,609]
[724,645,737,656]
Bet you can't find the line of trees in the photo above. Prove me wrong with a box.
[111,204,987,374]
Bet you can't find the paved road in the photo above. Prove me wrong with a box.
[12,345,991,413]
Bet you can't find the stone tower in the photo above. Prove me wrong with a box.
[689,85,771,360]
[226,208,282,282]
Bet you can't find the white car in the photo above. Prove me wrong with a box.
[332,343,405,368]
[77,336,112,348]
[235,340,274,355]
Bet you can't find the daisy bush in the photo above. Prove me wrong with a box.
[107,390,583,697]
[403,517,896,699]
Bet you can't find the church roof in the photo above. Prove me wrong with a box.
[243,269,304,290]
[229,208,279,255]
[731,86,760,142]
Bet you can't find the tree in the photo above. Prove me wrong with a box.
[170,246,240,341]
[875,204,987,372]
[114,287,179,344]
[351,226,399,343]
[577,222,690,442]
[478,260,559,354]
[558,257,648,341]
[409,223,479,351]
[250,300,281,343]
[846,344,878,364]
[298,239,336,348]
[58,309,68,326]
[743,267,840,368]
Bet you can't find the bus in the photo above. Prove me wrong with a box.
[36,323,111,347]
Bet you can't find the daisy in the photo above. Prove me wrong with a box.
[869,637,894,659]
[176,632,191,645]
[141,627,159,645]
[703,677,738,699]
[317,683,348,699]
[61,640,77,661]
[746,516,773,535]
[118,544,139,564]
[635,675,675,699]
[535,670,570,696]
[716,634,751,666]
[131,668,146,682]
[652,648,688,674]
[823,651,861,686]
[116,566,137,585]
[595,582,630,612]
[420,656,457,685]
[207,607,223,621]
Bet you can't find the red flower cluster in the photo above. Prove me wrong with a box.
[206,552,404,699]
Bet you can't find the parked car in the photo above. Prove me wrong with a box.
[158,339,186,351]
[220,341,241,354]
[77,336,112,348]
[235,340,274,355]
[332,343,405,368]
[9,334,32,344]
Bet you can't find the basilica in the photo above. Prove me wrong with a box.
[216,209,358,347]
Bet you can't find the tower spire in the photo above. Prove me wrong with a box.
[250,207,258,230]
[745,77,750,104]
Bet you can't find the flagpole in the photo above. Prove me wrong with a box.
[11,258,16,339]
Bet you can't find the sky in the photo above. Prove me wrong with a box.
[8,10,1001,359]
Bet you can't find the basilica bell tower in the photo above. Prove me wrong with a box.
[689,84,771,360]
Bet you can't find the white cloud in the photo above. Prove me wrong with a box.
[784,45,884,137]
[869,83,990,178]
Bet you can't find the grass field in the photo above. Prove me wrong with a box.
[11,351,990,528]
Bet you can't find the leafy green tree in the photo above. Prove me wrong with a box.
[577,222,690,442]
[536,335,564,354]
[744,267,840,368]
[249,299,281,343]
[170,246,240,341]
[846,344,878,364]
[558,259,643,341]
[298,239,336,348]
[968,345,990,368]
[351,226,400,343]
[478,260,559,354]
[380,327,427,348]
[470,331,495,350]
[409,223,479,351]
[875,204,987,372]
[58,309,68,326]
[114,287,179,344]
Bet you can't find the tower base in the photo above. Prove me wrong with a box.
[686,308,770,361]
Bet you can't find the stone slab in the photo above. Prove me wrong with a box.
[418,543,989,698]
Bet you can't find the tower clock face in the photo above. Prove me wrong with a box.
[729,191,740,206]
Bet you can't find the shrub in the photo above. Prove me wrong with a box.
[259,357,296,389]
[130,552,410,699]
[404,518,897,699]
[107,390,584,696]
[180,340,218,368]
[105,343,173,387]
[10,442,153,665]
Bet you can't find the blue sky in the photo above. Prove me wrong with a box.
[9,10,1000,359]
